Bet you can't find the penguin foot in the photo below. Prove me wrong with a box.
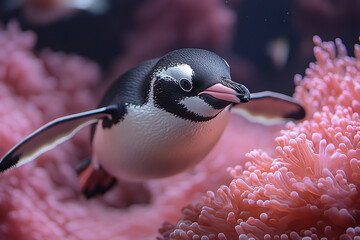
[77,158,117,199]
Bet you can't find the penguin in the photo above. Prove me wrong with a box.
[0,48,305,198]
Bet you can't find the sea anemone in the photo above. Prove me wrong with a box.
[158,37,360,239]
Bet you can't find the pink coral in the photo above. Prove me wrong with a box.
[0,22,283,240]
[0,22,101,239]
[159,38,360,239]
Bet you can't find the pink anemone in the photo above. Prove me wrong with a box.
[159,37,360,239]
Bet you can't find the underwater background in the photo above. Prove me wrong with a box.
[0,0,360,239]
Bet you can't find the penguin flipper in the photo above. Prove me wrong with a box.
[231,91,305,125]
[77,158,117,199]
[0,105,118,172]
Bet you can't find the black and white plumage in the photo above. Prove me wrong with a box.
[0,49,305,198]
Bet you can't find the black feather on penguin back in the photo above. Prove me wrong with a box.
[98,58,160,109]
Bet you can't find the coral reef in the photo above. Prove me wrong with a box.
[0,22,101,239]
[1,18,359,240]
[0,22,282,240]
[158,38,360,239]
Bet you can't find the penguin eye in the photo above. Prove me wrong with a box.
[179,79,193,92]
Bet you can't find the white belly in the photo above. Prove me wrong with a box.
[92,103,230,181]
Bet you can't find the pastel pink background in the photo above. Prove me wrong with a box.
[0,1,359,239]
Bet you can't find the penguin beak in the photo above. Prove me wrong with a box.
[198,81,250,103]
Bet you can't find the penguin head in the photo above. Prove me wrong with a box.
[151,48,250,121]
